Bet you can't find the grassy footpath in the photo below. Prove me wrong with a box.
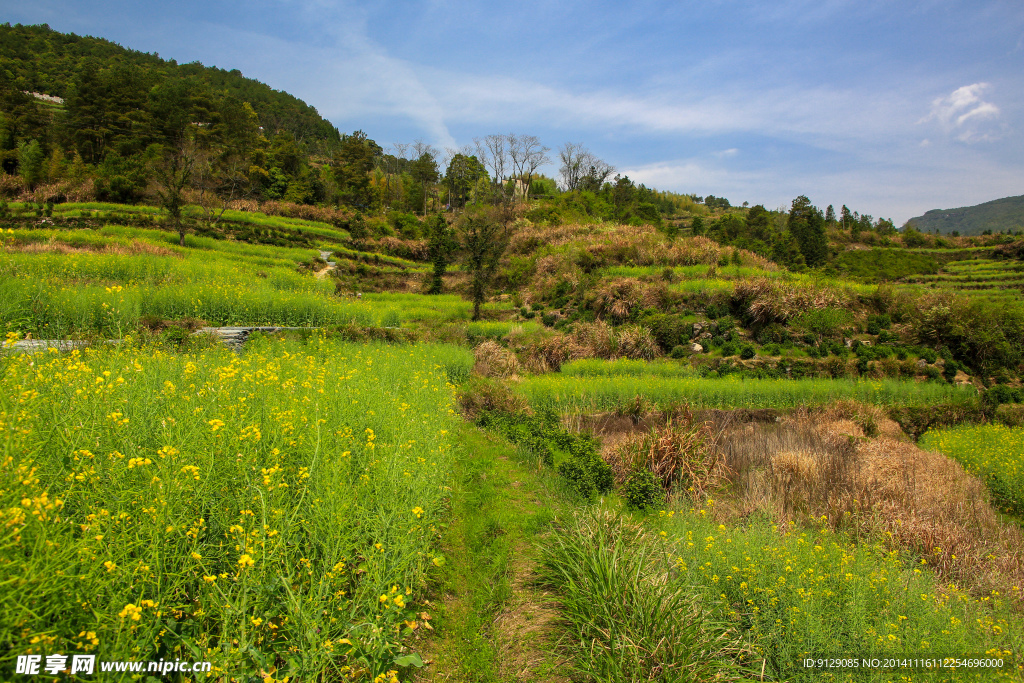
[416,424,568,683]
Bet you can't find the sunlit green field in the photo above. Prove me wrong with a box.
[516,373,976,412]
[0,226,505,337]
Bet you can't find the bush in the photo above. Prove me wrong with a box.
[984,384,1023,408]
[621,470,664,511]
[557,458,597,500]
[719,342,737,357]
[739,345,756,360]
[919,348,938,364]
[670,345,688,359]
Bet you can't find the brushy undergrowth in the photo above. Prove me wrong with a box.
[0,338,471,680]
[536,509,753,682]
[474,409,613,501]
[608,410,728,499]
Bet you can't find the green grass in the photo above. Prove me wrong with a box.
[920,424,1024,516]
[0,338,471,679]
[515,374,977,413]
[465,319,544,340]
[560,357,697,378]
[422,424,564,682]
[0,230,511,335]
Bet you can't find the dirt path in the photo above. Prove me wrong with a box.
[415,427,569,683]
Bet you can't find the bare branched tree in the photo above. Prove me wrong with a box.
[474,134,509,203]
[559,142,614,192]
[507,134,549,202]
[558,142,587,192]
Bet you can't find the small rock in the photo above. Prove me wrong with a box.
[690,343,703,353]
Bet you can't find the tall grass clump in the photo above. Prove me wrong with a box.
[0,338,462,679]
[536,509,751,682]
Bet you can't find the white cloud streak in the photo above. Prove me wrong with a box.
[919,83,1003,142]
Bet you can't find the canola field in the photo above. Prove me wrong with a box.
[921,424,1024,517]
[0,336,473,680]
[662,508,1021,681]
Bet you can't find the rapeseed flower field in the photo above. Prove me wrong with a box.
[0,336,472,680]
[921,425,1024,516]
[662,507,1021,681]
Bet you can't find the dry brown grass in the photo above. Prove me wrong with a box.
[733,277,852,324]
[592,401,1024,603]
[8,238,180,258]
[606,409,731,498]
[711,405,1024,603]
[473,340,521,378]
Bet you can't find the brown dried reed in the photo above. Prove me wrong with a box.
[608,409,731,499]
[472,340,521,379]
[714,404,1024,601]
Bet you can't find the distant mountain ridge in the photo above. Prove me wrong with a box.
[905,195,1024,236]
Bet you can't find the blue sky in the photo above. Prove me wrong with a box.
[4,0,1023,223]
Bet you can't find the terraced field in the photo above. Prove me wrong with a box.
[907,259,1024,303]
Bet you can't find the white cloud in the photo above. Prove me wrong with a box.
[919,83,1003,142]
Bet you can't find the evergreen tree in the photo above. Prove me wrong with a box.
[788,195,828,267]
[426,213,457,294]
[16,138,44,188]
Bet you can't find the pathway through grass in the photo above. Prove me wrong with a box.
[416,424,569,683]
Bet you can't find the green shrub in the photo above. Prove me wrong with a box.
[739,345,755,360]
[670,345,688,359]
[622,470,664,511]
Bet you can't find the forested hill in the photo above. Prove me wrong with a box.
[0,23,340,150]
[905,194,1024,236]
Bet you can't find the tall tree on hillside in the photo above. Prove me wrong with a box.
[444,152,488,209]
[788,195,828,267]
[559,142,615,194]
[410,150,440,214]
[426,213,458,294]
[333,130,382,208]
[840,204,854,234]
[474,134,510,204]
[152,136,202,247]
[459,209,510,320]
[17,139,44,189]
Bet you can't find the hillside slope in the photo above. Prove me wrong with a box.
[0,22,340,146]
[905,194,1024,236]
